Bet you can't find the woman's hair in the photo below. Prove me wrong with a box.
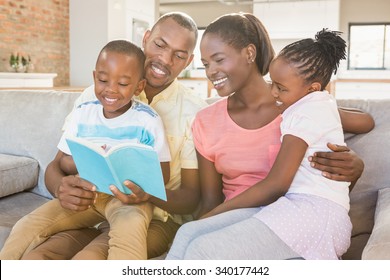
[277,29,346,89]
[203,12,275,76]
[98,40,146,78]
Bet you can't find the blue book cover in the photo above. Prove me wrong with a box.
[65,137,167,201]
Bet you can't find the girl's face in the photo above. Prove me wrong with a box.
[200,33,252,97]
[269,57,313,112]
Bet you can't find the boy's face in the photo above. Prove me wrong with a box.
[93,50,145,119]
[269,58,313,112]
[142,18,196,93]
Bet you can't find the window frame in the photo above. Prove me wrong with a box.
[348,22,390,70]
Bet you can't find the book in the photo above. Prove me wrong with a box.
[65,137,167,201]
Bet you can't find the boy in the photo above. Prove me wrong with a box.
[0,40,171,260]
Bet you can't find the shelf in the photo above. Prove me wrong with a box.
[0,72,57,88]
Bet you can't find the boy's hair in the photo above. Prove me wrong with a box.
[153,12,198,51]
[98,40,146,78]
[277,28,346,89]
[203,12,275,76]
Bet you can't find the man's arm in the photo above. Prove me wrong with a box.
[45,150,97,211]
[338,107,375,134]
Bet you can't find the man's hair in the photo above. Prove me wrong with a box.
[153,12,198,46]
[98,40,146,77]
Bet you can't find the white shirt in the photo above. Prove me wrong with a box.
[281,91,350,210]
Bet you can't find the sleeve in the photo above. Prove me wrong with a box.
[281,112,324,146]
[180,115,199,169]
[191,113,214,162]
[150,115,171,163]
[57,108,81,155]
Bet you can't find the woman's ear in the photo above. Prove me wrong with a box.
[246,44,257,63]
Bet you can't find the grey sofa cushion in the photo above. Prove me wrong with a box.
[0,192,50,249]
[0,154,39,198]
[362,188,390,259]
[337,99,390,259]
[0,90,81,198]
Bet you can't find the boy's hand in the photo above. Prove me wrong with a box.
[308,143,364,182]
[56,175,97,211]
[110,180,150,204]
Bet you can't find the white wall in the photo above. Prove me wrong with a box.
[70,0,108,87]
[70,0,157,87]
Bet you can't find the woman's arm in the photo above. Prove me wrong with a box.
[338,107,375,134]
[202,135,308,219]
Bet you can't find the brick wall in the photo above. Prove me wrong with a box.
[0,0,69,86]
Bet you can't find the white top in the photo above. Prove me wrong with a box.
[281,91,350,210]
[58,99,171,163]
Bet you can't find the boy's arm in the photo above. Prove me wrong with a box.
[202,135,307,219]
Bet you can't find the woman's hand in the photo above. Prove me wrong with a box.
[308,143,364,183]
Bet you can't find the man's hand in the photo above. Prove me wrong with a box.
[109,180,150,204]
[56,175,97,211]
[308,143,364,183]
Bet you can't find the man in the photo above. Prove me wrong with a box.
[23,12,365,260]
[24,12,207,260]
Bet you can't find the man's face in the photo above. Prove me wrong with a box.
[143,18,196,92]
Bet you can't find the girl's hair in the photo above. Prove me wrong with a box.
[277,28,346,89]
[203,12,275,76]
[99,40,146,78]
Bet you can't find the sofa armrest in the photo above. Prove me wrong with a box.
[362,188,390,259]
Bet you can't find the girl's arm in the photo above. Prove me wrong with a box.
[338,107,375,134]
[196,151,225,218]
[201,135,308,219]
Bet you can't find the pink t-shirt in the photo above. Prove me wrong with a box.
[192,97,282,201]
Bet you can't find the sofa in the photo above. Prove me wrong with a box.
[0,89,389,260]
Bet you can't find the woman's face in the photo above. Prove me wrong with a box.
[200,33,252,97]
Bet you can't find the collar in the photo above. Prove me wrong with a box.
[138,79,179,106]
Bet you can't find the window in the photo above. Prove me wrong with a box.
[193,28,205,69]
[348,23,390,70]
